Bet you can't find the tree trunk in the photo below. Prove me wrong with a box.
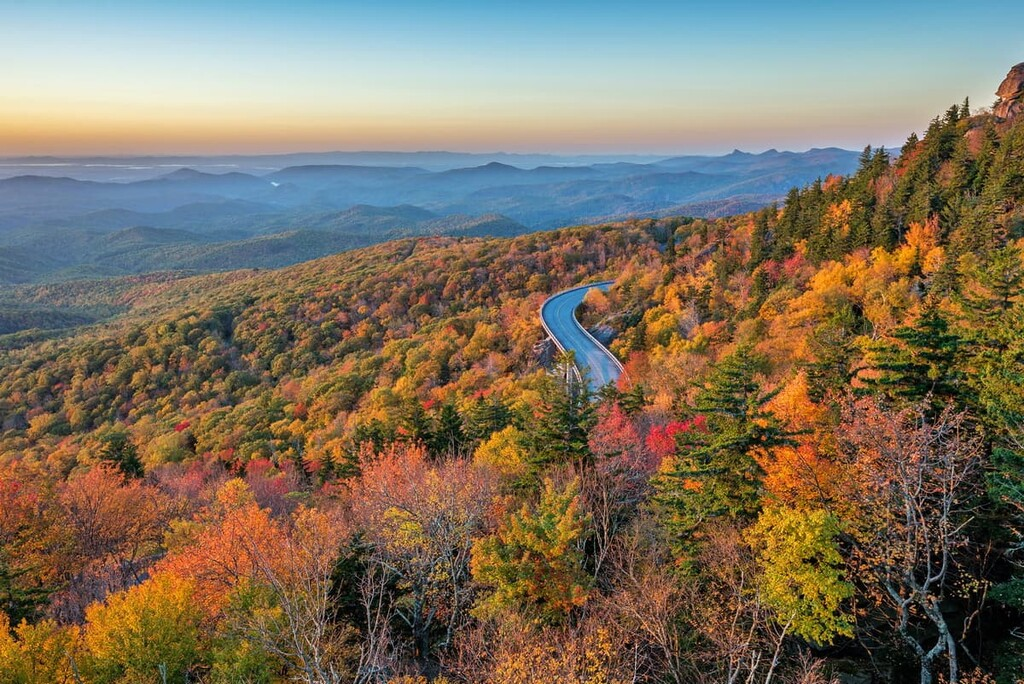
[920,656,933,684]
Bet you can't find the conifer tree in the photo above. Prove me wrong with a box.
[463,394,512,443]
[400,398,434,446]
[528,359,596,475]
[470,479,591,625]
[748,205,774,268]
[858,305,962,409]
[430,401,466,459]
[98,430,144,478]
[656,345,790,556]
[619,382,651,416]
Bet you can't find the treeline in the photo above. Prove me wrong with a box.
[1,103,1024,683]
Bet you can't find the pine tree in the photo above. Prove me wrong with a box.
[664,219,677,264]
[463,394,512,443]
[619,382,651,416]
[961,245,1024,325]
[99,431,144,478]
[528,362,596,475]
[470,479,591,624]
[430,401,466,459]
[656,345,791,557]
[400,398,434,446]
[857,305,962,409]
[749,205,774,269]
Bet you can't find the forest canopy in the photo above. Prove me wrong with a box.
[3,98,1024,684]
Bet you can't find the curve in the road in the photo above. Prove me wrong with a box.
[540,281,624,388]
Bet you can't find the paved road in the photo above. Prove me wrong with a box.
[540,281,623,388]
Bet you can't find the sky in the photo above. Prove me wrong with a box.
[1,0,1023,156]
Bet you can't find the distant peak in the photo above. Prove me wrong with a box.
[162,167,206,180]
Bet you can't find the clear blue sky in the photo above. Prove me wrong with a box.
[1,0,1022,155]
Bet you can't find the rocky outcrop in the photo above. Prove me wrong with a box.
[994,62,1024,121]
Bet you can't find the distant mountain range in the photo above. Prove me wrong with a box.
[0,147,865,284]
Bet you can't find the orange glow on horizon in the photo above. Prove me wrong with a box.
[0,99,916,156]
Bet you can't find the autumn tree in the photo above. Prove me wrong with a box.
[672,524,795,684]
[604,515,690,684]
[160,479,357,682]
[349,443,496,668]
[158,477,289,616]
[839,398,983,684]
[473,425,530,482]
[82,572,203,684]
[746,505,853,645]
[450,613,636,684]
[0,612,82,684]
[55,464,175,621]
[0,470,72,624]
[218,507,358,684]
[584,403,656,577]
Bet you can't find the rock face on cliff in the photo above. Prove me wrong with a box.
[994,62,1024,121]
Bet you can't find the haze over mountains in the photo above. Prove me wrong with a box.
[0,147,861,284]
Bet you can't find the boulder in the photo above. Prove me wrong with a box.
[994,62,1024,120]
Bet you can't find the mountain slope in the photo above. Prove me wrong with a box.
[0,148,861,284]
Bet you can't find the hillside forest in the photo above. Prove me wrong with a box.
[2,98,1024,684]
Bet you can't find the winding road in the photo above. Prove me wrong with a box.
[540,281,624,388]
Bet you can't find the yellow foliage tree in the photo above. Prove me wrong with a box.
[0,612,82,684]
[746,505,853,644]
[473,425,529,479]
[83,573,202,684]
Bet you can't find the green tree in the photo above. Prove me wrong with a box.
[857,305,962,408]
[527,358,596,474]
[399,398,434,446]
[430,401,466,459]
[463,394,512,443]
[98,429,144,479]
[656,345,790,556]
[619,382,651,416]
[959,245,1024,336]
[471,479,591,625]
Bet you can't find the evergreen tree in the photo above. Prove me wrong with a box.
[463,394,512,443]
[99,430,144,478]
[961,244,1024,326]
[400,398,434,446]
[804,306,860,401]
[664,219,677,264]
[527,357,596,475]
[430,401,466,459]
[656,345,791,557]
[748,205,774,268]
[619,382,651,416]
[857,305,962,409]
[470,479,591,624]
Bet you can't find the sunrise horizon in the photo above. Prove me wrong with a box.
[3,1,1022,157]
